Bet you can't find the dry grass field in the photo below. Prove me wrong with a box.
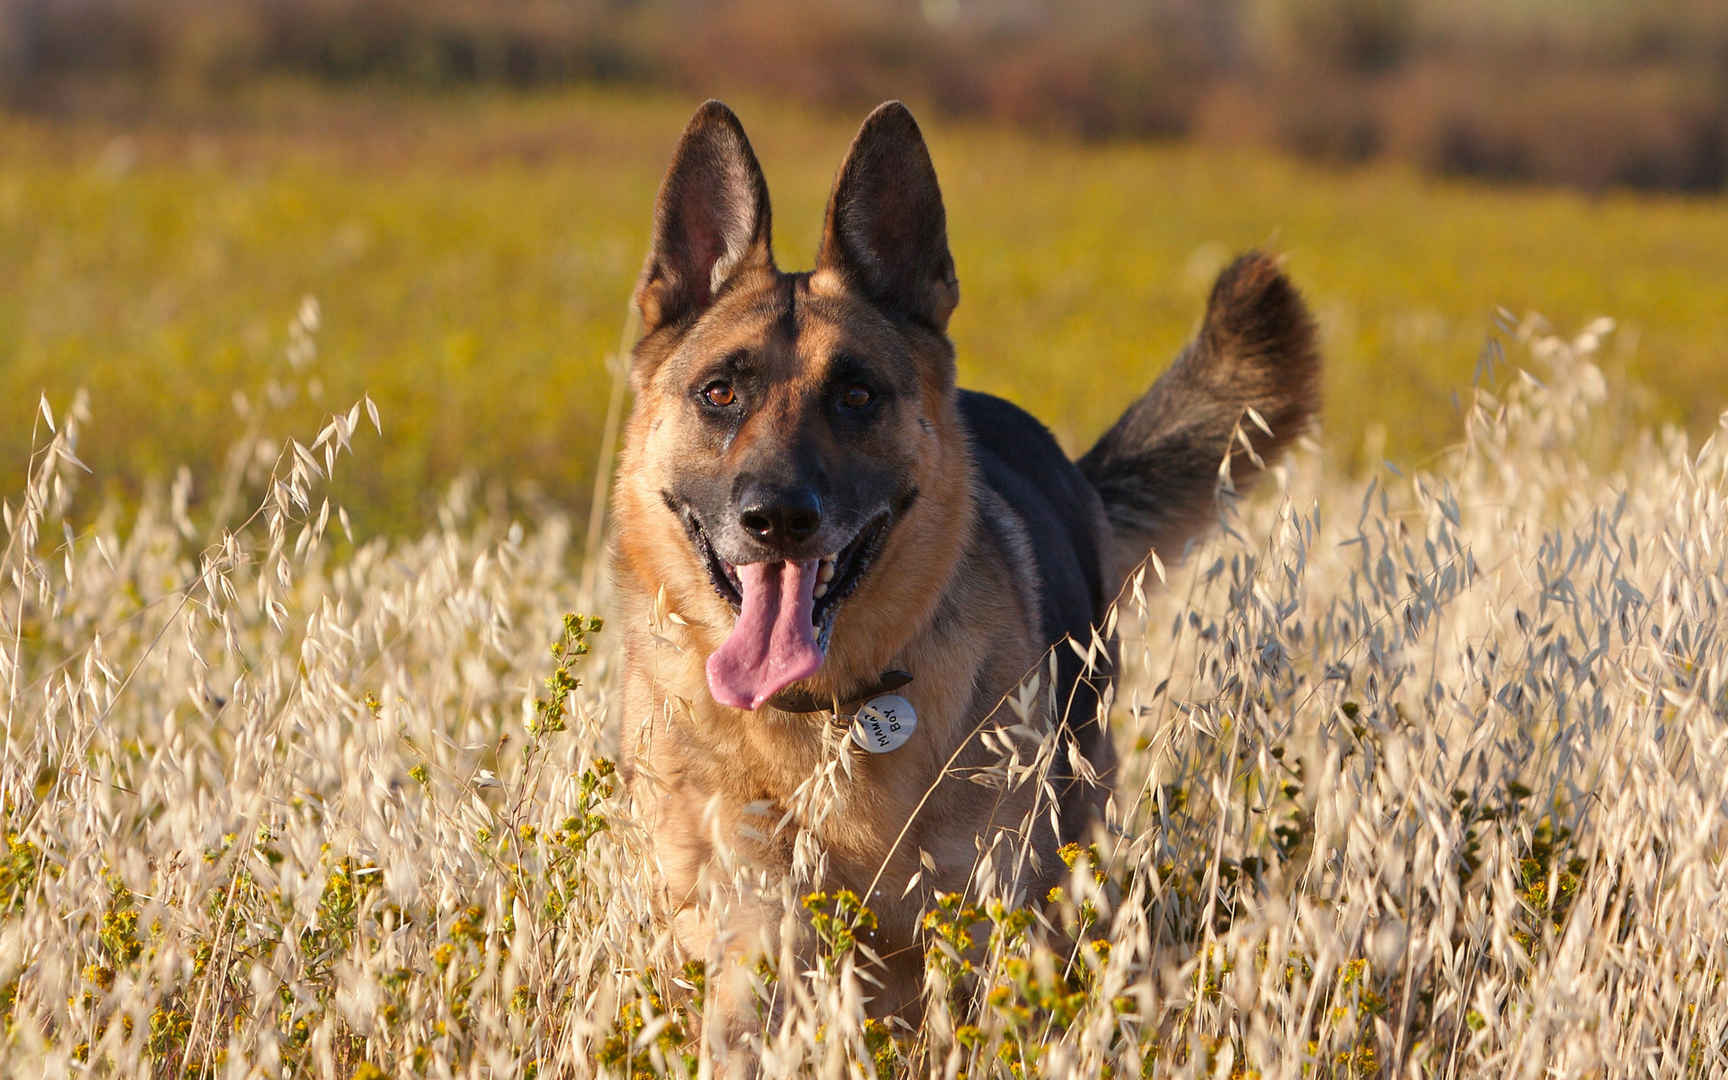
[4,286,1726,1075]
[5,80,1728,1077]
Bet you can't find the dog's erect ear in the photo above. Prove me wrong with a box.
[635,100,774,335]
[816,102,959,332]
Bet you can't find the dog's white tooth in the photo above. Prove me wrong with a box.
[818,562,835,583]
[813,582,829,599]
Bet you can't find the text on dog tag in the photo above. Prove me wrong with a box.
[851,694,916,753]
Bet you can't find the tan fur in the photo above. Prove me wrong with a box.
[612,274,1045,1023]
[610,101,1319,1058]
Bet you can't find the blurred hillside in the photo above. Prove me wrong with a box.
[4,0,1727,194]
[5,86,1727,538]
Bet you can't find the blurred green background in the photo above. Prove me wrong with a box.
[3,1,1726,535]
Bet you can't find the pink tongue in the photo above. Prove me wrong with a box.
[706,559,825,710]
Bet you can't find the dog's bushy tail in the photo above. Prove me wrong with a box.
[1078,251,1320,582]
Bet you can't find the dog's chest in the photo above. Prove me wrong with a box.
[662,695,948,854]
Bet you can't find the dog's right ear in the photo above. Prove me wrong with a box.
[635,101,774,338]
[816,102,958,333]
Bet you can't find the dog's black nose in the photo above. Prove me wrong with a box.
[739,486,822,546]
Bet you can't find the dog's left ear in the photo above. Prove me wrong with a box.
[635,100,775,337]
[816,102,959,333]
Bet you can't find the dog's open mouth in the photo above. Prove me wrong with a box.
[684,512,892,710]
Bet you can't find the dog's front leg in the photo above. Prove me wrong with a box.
[647,787,813,1072]
[676,895,807,1076]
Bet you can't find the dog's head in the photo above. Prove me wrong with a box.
[616,101,972,711]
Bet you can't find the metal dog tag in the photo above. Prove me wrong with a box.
[850,694,916,754]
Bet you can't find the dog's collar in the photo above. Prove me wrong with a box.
[765,669,913,715]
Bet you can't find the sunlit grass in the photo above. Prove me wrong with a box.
[6,81,1727,1079]
[4,300,1725,1075]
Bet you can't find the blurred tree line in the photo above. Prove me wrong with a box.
[3,0,1725,193]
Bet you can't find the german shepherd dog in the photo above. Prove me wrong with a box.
[612,100,1319,1050]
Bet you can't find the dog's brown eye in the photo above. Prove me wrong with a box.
[702,381,737,408]
[841,384,873,410]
